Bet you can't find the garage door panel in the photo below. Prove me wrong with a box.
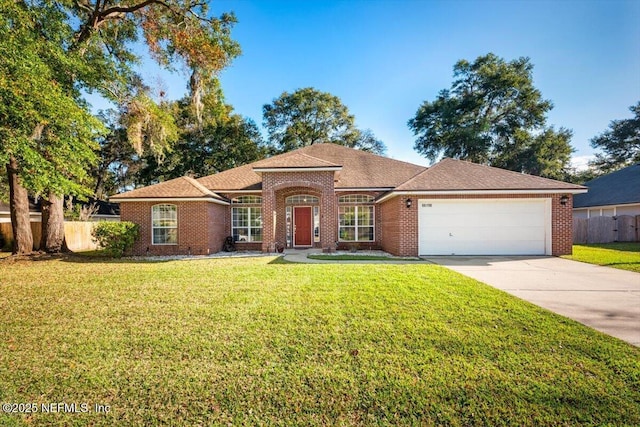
[422,240,545,256]
[422,212,544,227]
[421,225,545,241]
[418,199,550,255]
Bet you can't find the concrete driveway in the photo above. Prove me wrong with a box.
[424,256,640,347]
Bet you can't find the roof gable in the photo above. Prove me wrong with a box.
[574,163,640,208]
[199,143,427,191]
[298,144,426,188]
[395,158,586,191]
[110,176,226,201]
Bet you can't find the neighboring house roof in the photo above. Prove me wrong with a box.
[0,199,40,214]
[90,199,121,216]
[573,163,640,208]
[0,198,119,216]
[395,158,586,192]
[110,176,228,202]
[110,143,586,200]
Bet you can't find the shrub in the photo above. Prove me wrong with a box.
[91,221,139,258]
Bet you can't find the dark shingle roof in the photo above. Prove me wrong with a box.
[573,163,640,208]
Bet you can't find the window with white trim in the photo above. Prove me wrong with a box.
[286,195,319,204]
[231,196,262,242]
[232,196,262,204]
[152,204,177,244]
[338,195,374,242]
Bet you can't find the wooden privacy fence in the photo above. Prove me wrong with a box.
[0,221,100,251]
[573,215,640,244]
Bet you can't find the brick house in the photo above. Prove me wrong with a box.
[110,143,586,257]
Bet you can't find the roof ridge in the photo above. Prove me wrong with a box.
[441,157,587,187]
[182,176,218,197]
[312,142,429,169]
[393,164,434,190]
[297,152,341,166]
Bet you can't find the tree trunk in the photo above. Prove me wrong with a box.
[6,156,34,255]
[40,192,68,253]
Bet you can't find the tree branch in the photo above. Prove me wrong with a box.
[99,0,173,18]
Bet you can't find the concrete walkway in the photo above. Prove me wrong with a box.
[424,256,640,347]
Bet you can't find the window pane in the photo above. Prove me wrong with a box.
[357,227,374,241]
[152,205,177,244]
[232,208,249,227]
[251,228,263,242]
[286,195,319,204]
[153,228,177,244]
[232,196,262,204]
[339,207,355,226]
[233,227,250,242]
[339,227,356,241]
[250,208,262,227]
[152,204,177,227]
[339,195,374,204]
[358,206,374,226]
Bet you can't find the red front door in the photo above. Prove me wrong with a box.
[294,206,312,246]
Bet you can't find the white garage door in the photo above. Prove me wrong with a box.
[418,199,551,255]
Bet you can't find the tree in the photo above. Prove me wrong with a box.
[263,87,386,154]
[0,2,103,254]
[101,79,268,187]
[0,0,240,254]
[408,53,573,178]
[134,102,268,184]
[590,102,640,172]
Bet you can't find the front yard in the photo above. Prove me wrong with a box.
[1,256,639,426]
[563,242,640,272]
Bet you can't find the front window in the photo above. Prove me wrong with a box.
[152,204,177,244]
[232,196,262,242]
[338,195,374,242]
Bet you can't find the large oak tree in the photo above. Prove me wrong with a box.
[263,87,386,155]
[408,53,573,179]
[590,101,640,173]
[0,0,240,254]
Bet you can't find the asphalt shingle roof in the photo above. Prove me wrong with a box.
[573,163,640,208]
[110,176,226,201]
[111,144,585,199]
[252,152,341,169]
[395,158,586,191]
[197,143,427,191]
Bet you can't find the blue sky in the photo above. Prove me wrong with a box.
[134,0,640,168]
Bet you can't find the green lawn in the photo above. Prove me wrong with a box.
[563,242,640,272]
[1,256,639,426]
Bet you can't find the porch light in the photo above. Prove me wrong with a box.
[560,195,569,206]
[406,198,412,209]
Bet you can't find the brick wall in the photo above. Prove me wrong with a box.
[379,196,416,257]
[119,192,575,257]
[380,193,574,257]
[261,171,337,252]
[551,193,573,255]
[120,201,227,256]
